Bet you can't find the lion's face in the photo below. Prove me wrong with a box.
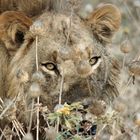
[6,4,121,107]
[9,13,100,100]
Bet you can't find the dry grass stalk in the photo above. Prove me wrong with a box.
[36,97,40,140]
[35,35,40,140]
[12,120,22,140]
[28,99,35,133]
[0,127,5,140]
[14,119,25,136]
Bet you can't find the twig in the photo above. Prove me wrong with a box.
[95,124,107,138]
[35,35,40,140]
[35,36,39,71]
[0,128,5,140]
[12,121,22,140]
[14,119,25,136]
[59,70,64,105]
[0,98,3,104]
[121,75,133,95]
[36,97,40,140]
[110,121,116,140]
[0,105,3,110]
[28,99,35,133]
[56,117,60,133]
[10,126,14,140]
[0,126,10,140]
[56,70,64,133]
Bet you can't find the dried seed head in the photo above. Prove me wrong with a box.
[85,4,93,14]
[32,71,45,83]
[2,99,17,121]
[16,69,29,83]
[29,82,41,98]
[129,61,140,76]
[45,127,57,140]
[89,100,106,116]
[30,20,45,36]
[120,39,132,53]
[113,100,127,113]
[23,133,33,140]
[54,104,64,112]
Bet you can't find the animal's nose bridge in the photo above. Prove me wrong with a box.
[59,60,77,77]
[76,60,91,76]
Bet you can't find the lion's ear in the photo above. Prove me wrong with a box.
[85,4,121,44]
[0,11,32,53]
[8,11,33,45]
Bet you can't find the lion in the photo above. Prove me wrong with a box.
[5,3,121,108]
[0,2,121,139]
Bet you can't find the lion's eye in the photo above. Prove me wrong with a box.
[89,56,101,66]
[41,62,56,71]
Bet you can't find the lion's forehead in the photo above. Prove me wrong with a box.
[36,39,94,64]
[34,13,95,62]
[36,13,94,44]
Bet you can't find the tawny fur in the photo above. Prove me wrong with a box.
[0,0,49,17]
[0,0,82,18]
[0,11,32,99]
[0,11,33,55]
[86,4,121,44]
[0,42,9,99]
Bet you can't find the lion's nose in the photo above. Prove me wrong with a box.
[76,60,91,77]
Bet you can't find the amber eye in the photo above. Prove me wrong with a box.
[41,62,56,71]
[89,56,101,66]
